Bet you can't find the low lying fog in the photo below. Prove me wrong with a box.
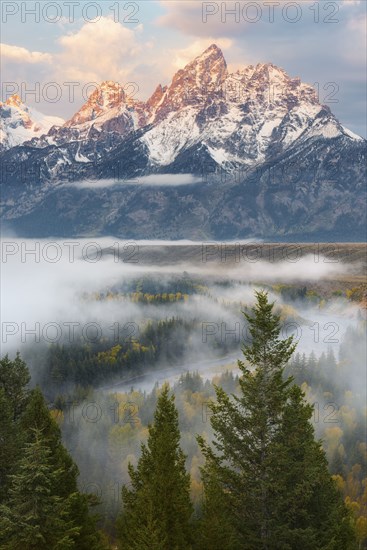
[1,239,365,394]
[65,174,204,188]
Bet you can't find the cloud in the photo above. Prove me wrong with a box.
[157,0,365,38]
[1,44,52,64]
[67,174,203,189]
[156,0,315,37]
[343,13,367,66]
[156,1,208,36]
[56,17,145,85]
[1,44,54,100]
[1,17,153,110]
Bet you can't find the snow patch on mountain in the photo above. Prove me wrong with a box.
[0,94,64,151]
[341,126,364,141]
[143,108,201,166]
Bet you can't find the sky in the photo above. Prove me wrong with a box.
[1,0,366,137]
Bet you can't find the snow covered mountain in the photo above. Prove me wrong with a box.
[0,94,64,152]
[140,44,363,168]
[1,44,365,240]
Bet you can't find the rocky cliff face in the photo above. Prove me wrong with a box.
[1,44,365,240]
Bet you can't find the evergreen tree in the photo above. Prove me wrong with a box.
[0,353,30,419]
[308,350,318,384]
[19,387,106,549]
[20,387,79,498]
[326,347,337,369]
[198,290,357,550]
[197,461,239,550]
[292,352,302,374]
[0,389,19,503]
[0,356,106,550]
[0,355,31,504]
[0,428,80,549]
[118,385,193,549]
[301,352,307,373]
[270,384,356,549]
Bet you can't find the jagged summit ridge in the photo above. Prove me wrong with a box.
[64,81,127,127]
[0,43,364,165]
[150,44,228,122]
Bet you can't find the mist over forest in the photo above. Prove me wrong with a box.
[1,240,366,548]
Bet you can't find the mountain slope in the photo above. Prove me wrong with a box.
[0,44,366,240]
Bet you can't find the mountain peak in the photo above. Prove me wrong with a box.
[151,44,227,120]
[0,94,29,114]
[181,43,228,94]
[0,95,64,151]
[146,84,167,111]
[5,94,24,109]
[1,94,32,128]
[87,81,126,108]
[187,43,227,77]
[196,43,223,59]
[64,81,126,127]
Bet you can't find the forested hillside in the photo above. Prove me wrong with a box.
[1,291,365,548]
